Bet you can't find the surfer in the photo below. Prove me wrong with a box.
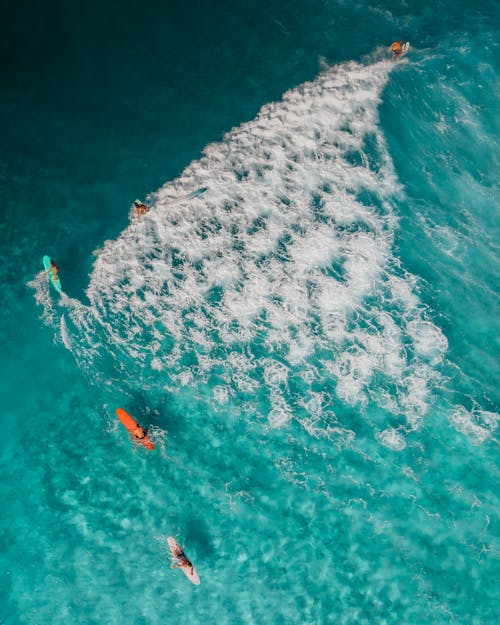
[134,199,148,216]
[132,425,148,440]
[46,259,59,282]
[389,41,403,57]
[171,546,194,575]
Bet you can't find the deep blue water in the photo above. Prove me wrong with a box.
[1,1,499,624]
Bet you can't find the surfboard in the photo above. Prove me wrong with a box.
[116,408,155,450]
[43,255,62,293]
[401,41,410,56]
[164,187,208,208]
[189,187,208,199]
[167,537,200,585]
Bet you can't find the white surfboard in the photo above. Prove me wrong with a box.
[401,41,410,56]
[167,537,200,585]
[163,187,207,208]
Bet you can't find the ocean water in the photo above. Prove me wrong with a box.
[0,0,499,623]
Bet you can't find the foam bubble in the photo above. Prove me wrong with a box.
[407,319,448,364]
[268,405,293,429]
[376,428,407,451]
[449,406,498,445]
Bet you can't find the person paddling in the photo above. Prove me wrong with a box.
[171,544,194,575]
[389,41,403,57]
[46,259,59,282]
[132,425,148,440]
[134,199,148,216]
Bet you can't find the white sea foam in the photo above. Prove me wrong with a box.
[28,273,57,324]
[31,58,473,447]
[376,427,407,451]
[268,396,294,429]
[407,319,448,364]
[60,314,71,351]
[449,406,499,445]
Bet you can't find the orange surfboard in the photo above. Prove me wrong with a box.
[116,408,155,450]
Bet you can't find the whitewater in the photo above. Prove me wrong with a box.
[34,57,486,448]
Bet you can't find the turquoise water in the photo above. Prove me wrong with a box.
[1,1,499,623]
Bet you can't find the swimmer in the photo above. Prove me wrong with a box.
[171,545,194,575]
[46,259,59,281]
[132,425,147,440]
[134,199,148,216]
[389,41,403,57]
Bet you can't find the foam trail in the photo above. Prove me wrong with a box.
[29,273,58,325]
[31,58,496,447]
[60,315,71,351]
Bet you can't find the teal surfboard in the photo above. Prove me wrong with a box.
[43,255,62,293]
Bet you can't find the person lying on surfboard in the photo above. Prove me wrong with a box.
[134,199,148,216]
[132,425,148,440]
[171,546,194,575]
[389,41,403,56]
[46,259,59,281]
